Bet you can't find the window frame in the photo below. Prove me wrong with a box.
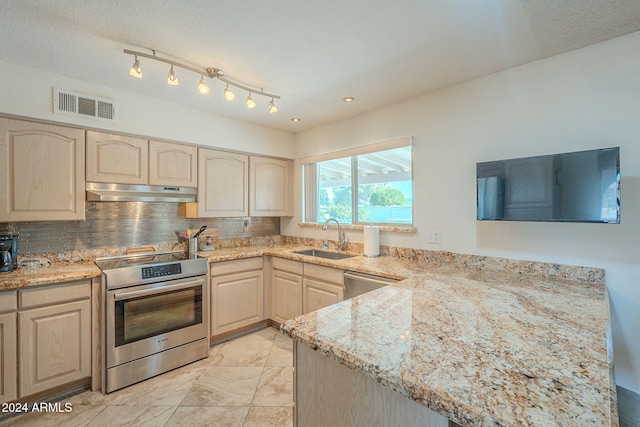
[301,137,414,226]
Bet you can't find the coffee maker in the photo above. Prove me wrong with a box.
[0,233,18,273]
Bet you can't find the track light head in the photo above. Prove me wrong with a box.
[224,85,235,102]
[167,65,179,85]
[129,56,142,78]
[268,99,278,114]
[198,76,209,94]
[246,94,256,109]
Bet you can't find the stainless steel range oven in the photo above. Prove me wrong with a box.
[95,251,209,393]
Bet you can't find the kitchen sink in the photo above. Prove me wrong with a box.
[293,249,355,260]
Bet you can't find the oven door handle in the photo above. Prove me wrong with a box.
[113,278,204,301]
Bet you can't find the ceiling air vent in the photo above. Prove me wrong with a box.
[53,88,117,122]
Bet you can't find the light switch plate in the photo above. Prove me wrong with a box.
[426,230,441,244]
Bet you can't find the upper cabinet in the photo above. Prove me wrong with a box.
[192,150,293,218]
[86,131,148,185]
[0,118,85,222]
[249,156,292,217]
[86,132,197,188]
[197,148,249,217]
[149,140,197,187]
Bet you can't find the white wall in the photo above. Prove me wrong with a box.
[283,32,640,393]
[0,60,295,158]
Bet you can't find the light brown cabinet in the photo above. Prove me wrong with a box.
[149,140,197,187]
[0,118,85,222]
[271,258,304,324]
[18,281,91,398]
[210,258,264,336]
[86,131,148,184]
[197,148,249,217]
[302,264,344,314]
[87,132,198,188]
[0,291,17,404]
[249,156,292,216]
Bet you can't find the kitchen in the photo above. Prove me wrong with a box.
[1,1,639,426]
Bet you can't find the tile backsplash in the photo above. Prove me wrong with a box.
[1,202,279,254]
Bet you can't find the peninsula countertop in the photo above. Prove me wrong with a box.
[281,260,616,426]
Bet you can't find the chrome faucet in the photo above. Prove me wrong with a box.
[322,217,345,251]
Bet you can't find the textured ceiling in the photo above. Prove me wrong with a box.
[1,0,640,133]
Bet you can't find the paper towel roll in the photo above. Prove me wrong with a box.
[363,225,379,257]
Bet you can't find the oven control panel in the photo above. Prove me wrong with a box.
[141,263,182,279]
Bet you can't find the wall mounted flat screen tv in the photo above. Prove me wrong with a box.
[477,147,620,223]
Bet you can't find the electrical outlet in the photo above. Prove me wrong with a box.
[426,230,441,244]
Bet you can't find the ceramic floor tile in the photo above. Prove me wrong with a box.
[3,329,295,427]
[252,367,294,407]
[209,337,273,367]
[243,327,278,341]
[0,405,106,427]
[180,367,263,407]
[273,329,292,344]
[243,406,293,427]
[265,339,293,367]
[164,406,249,427]
[85,405,176,427]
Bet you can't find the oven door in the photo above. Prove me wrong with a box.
[106,276,208,368]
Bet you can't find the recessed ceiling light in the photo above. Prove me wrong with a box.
[291,118,301,122]
[343,96,355,102]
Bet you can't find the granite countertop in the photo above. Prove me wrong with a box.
[0,261,101,290]
[281,259,616,427]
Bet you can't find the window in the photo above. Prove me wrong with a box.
[302,138,412,225]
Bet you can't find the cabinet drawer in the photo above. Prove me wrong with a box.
[272,257,304,275]
[304,264,344,285]
[19,281,91,309]
[0,291,16,313]
[210,257,263,276]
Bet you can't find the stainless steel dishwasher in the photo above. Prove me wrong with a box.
[344,271,399,299]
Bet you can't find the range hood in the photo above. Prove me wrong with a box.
[86,183,196,202]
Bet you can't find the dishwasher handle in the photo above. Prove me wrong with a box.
[344,271,399,286]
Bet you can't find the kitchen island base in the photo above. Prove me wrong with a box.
[294,342,449,427]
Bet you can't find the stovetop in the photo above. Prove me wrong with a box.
[95,251,208,288]
[94,251,192,271]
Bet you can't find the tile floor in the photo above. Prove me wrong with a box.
[0,327,293,427]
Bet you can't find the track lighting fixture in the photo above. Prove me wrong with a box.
[246,93,256,109]
[124,48,280,114]
[224,84,235,101]
[129,56,142,78]
[268,98,278,114]
[198,76,209,94]
[167,65,179,85]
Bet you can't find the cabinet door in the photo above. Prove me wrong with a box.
[249,156,292,216]
[303,278,344,314]
[149,140,197,187]
[0,312,17,404]
[211,269,264,336]
[0,118,85,222]
[19,299,91,397]
[271,270,303,324]
[198,148,248,217]
[86,131,148,184]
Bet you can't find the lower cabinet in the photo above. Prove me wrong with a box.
[271,258,304,324]
[0,291,17,403]
[210,258,264,336]
[18,281,92,398]
[302,264,344,314]
[271,258,345,323]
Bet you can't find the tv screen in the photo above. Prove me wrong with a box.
[477,147,620,223]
